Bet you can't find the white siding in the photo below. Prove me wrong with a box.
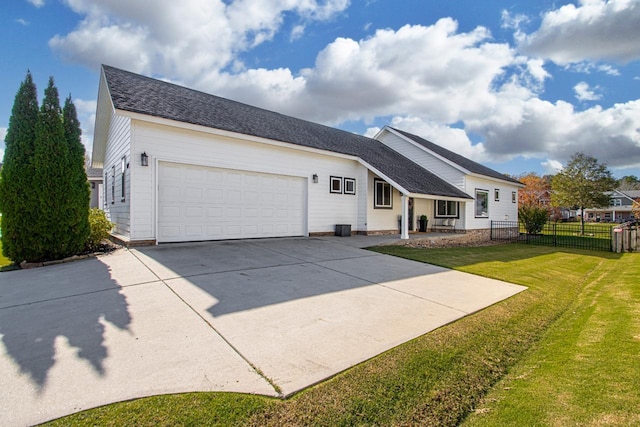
[103,114,132,236]
[376,130,465,189]
[464,176,519,230]
[130,121,367,240]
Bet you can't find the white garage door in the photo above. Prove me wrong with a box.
[158,162,306,243]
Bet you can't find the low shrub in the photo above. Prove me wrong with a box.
[86,208,113,251]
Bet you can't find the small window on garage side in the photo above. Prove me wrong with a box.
[111,166,115,204]
[121,157,126,202]
[344,178,356,195]
[512,191,517,203]
[475,189,489,218]
[494,189,500,201]
[330,176,342,194]
[374,179,392,209]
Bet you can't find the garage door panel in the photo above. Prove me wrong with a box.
[158,163,306,242]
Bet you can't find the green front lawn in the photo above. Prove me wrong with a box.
[48,244,640,426]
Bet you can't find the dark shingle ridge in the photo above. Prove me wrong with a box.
[102,65,471,199]
[390,127,522,185]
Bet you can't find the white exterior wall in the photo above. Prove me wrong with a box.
[129,120,369,240]
[464,176,519,230]
[103,114,132,236]
[376,130,465,189]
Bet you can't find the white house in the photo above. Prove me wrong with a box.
[92,65,522,245]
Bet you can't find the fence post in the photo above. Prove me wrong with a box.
[553,222,557,247]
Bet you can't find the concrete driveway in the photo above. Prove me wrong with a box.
[0,237,526,426]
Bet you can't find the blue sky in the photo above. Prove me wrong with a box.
[2,0,639,179]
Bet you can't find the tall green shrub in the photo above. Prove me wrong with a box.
[518,205,549,235]
[63,96,90,253]
[0,71,40,262]
[32,77,73,261]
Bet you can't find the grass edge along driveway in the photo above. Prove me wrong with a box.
[46,244,640,426]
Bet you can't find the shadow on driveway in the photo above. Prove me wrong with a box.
[0,258,131,389]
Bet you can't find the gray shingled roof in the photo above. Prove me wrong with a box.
[86,166,103,178]
[391,127,522,185]
[102,65,472,199]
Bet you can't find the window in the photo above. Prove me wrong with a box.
[330,176,342,194]
[610,198,622,207]
[435,200,458,217]
[111,166,115,204]
[494,189,500,201]
[512,191,517,203]
[475,189,489,217]
[344,178,356,195]
[121,157,126,202]
[374,179,393,208]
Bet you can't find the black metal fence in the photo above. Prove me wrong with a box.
[491,221,613,252]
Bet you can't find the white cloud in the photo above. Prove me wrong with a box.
[290,25,305,41]
[50,0,350,78]
[541,159,563,174]
[26,0,44,7]
[574,81,602,101]
[467,98,640,169]
[521,0,640,64]
[15,18,29,26]
[49,1,640,174]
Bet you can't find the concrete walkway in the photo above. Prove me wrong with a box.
[0,237,526,426]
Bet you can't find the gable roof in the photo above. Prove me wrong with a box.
[619,190,640,200]
[100,65,471,200]
[388,127,522,185]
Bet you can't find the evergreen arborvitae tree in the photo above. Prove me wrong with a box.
[63,95,90,253]
[32,77,73,261]
[0,71,40,262]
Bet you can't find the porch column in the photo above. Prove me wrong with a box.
[401,193,409,240]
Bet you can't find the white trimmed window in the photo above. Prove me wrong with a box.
[121,157,126,202]
[344,178,356,195]
[512,191,517,203]
[374,179,392,209]
[436,200,458,217]
[494,189,500,201]
[475,189,489,218]
[111,166,115,204]
[330,176,342,193]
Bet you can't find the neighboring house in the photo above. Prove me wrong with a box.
[583,190,640,222]
[92,65,522,245]
[86,166,103,209]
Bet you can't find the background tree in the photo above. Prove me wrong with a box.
[517,172,552,233]
[517,172,552,208]
[63,95,90,253]
[32,77,73,261]
[0,71,40,262]
[632,199,640,222]
[616,175,640,191]
[551,152,616,234]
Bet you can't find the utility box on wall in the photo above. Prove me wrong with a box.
[335,224,351,237]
